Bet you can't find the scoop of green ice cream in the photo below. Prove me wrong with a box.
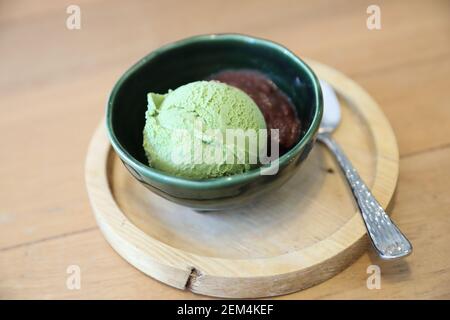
[143,81,267,179]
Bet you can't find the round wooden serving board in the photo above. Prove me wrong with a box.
[85,61,399,298]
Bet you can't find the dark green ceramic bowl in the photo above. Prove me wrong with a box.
[106,34,322,210]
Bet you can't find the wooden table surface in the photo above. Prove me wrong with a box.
[1,0,449,299]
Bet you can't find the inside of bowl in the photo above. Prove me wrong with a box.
[110,36,319,166]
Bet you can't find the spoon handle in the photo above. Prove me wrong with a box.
[317,132,412,260]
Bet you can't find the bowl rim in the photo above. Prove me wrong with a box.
[106,33,323,189]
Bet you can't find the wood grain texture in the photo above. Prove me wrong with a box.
[85,62,399,298]
[1,0,449,299]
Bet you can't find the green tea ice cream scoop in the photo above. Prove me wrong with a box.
[142,80,267,179]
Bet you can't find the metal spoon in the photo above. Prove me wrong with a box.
[317,80,412,260]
